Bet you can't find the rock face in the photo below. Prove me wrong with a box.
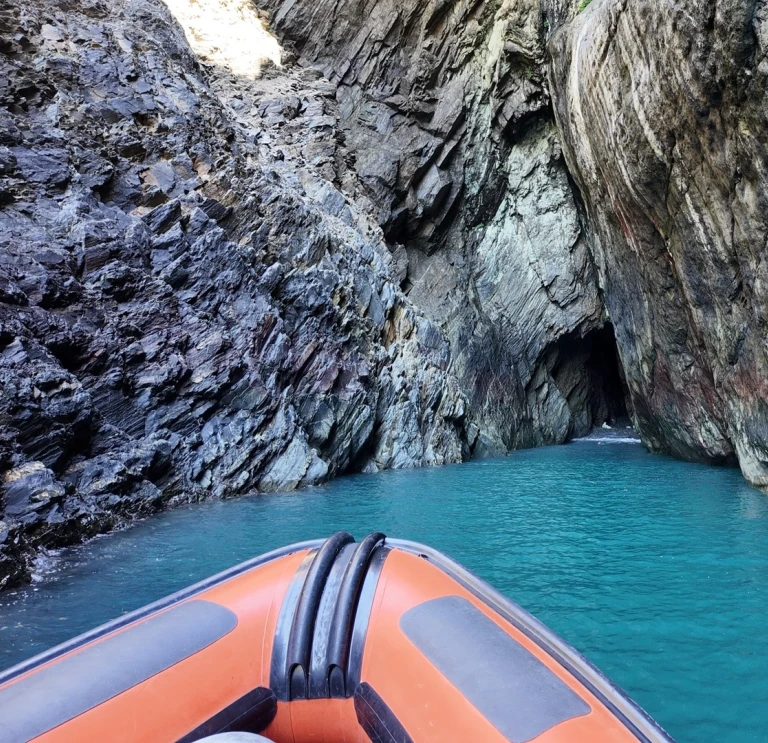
[262,0,618,453]
[0,0,473,587]
[0,0,653,589]
[547,0,768,486]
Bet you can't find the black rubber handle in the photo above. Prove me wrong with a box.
[325,532,386,696]
[286,531,354,699]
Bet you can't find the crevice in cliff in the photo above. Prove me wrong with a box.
[584,322,631,424]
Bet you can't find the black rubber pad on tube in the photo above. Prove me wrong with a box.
[0,600,237,743]
[354,682,414,743]
[400,595,590,743]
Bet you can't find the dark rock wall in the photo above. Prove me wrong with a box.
[548,0,768,486]
[0,0,473,586]
[7,0,758,587]
[262,0,614,454]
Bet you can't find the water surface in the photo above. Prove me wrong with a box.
[1,441,766,742]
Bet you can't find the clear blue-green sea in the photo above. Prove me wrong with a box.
[1,440,767,742]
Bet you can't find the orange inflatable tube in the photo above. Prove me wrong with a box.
[0,533,672,742]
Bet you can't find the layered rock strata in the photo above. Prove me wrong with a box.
[0,0,472,587]
[548,0,768,486]
[1,0,669,589]
[262,0,616,454]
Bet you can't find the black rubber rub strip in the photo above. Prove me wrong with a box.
[354,682,414,743]
[269,550,317,700]
[326,532,386,697]
[345,544,389,696]
[286,531,355,700]
[177,687,277,743]
[308,542,358,699]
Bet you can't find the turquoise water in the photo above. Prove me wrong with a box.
[1,441,767,742]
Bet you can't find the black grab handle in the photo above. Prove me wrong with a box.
[286,531,355,699]
[325,532,386,696]
[269,531,389,701]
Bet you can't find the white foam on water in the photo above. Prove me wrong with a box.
[30,549,64,584]
[572,436,642,444]
[572,424,642,444]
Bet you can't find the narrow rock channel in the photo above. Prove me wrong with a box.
[2,0,768,589]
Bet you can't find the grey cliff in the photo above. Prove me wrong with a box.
[0,0,472,586]
[261,0,621,455]
[548,0,768,486]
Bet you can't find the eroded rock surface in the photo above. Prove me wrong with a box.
[262,0,616,453]
[0,0,472,586]
[0,0,655,589]
[548,0,768,485]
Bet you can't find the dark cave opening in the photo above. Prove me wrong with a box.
[584,322,631,423]
[550,322,632,438]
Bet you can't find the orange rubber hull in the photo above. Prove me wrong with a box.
[0,533,672,743]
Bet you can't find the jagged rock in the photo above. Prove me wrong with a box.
[259,435,327,492]
[11,0,739,590]
[3,462,66,525]
[261,0,616,453]
[0,0,475,587]
[12,148,70,186]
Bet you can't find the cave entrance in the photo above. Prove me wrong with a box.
[550,322,632,438]
[584,322,630,424]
